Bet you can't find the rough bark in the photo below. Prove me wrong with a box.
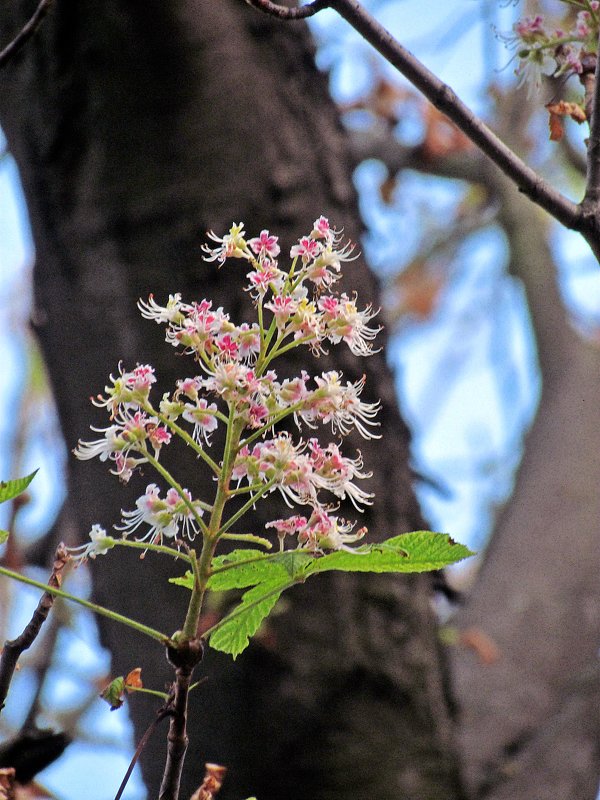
[347,87,600,798]
[449,90,600,798]
[0,2,462,799]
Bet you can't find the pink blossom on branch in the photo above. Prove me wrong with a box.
[75,217,383,554]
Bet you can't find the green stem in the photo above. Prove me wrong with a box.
[176,407,250,642]
[238,400,305,450]
[255,329,286,375]
[0,566,169,644]
[227,481,270,496]
[111,538,193,564]
[181,549,205,640]
[259,314,279,361]
[217,477,278,536]
[267,334,315,362]
[219,404,238,479]
[127,686,170,701]
[219,532,272,549]
[260,333,316,372]
[149,406,222,476]
[141,449,210,537]
[257,295,265,355]
[285,255,299,292]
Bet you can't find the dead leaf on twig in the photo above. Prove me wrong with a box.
[545,101,586,141]
[190,763,227,800]
[124,667,143,691]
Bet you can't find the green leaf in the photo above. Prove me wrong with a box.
[169,549,280,591]
[169,571,195,589]
[0,470,38,505]
[100,676,126,710]
[273,549,314,579]
[0,530,9,545]
[384,531,474,570]
[188,533,473,660]
[208,550,287,590]
[306,532,474,577]
[170,549,314,592]
[207,579,289,659]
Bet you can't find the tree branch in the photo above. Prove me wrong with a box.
[114,705,171,800]
[158,668,192,800]
[0,0,54,70]
[0,545,68,713]
[326,0,581,230]
[242,0,600,254]
[583,33,600,208]
[159,639,204,800]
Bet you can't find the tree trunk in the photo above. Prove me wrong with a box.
[0,3,462,798]
[451,160,600,799]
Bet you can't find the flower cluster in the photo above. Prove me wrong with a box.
[266,510,366,552]
[116,484,206,542]
[75,402,171,484]
[73,218,381,556]
[506,2,599,89]
[232,434,372,511]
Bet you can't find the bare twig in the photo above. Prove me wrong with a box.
[326,0,581,230]
[159,667,193,800]
[583,30,600,209]
[0,0,54,70]
[159,639,204,800]
[0,545,68,713]
[242,0,600,259]
[114,705,172,800]
[20,611,62,732]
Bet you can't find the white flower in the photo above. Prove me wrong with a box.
[67,524,114,563]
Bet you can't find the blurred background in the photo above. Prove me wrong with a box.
[1,1,599,797]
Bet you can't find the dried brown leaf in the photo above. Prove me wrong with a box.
[124,667,143,691]
[546,101,586,141]
[190,763,227,800]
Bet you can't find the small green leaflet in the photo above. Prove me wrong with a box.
[100,676,126,710]
[0,470,38,505]
[0,471,38,545]
[171,532,474,659]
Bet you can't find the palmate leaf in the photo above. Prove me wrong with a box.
[305,532,474,577]
[0,470,38,506]
[169,550,287,591]
[172,532,474,658]
[208,578,289,659]
[169,548,315,592]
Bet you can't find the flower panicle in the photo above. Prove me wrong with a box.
[76,217,381,554]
